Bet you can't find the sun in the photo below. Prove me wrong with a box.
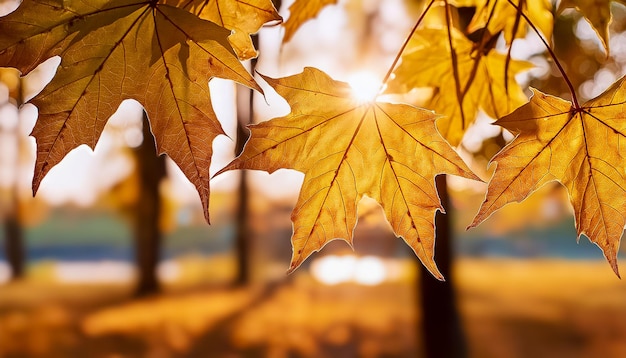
[347,71,382,103]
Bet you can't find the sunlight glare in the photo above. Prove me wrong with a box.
[0,262,9,284]
[311,255,356,285]
[55,261,134,283]
[348,71,382,103]
[354,256,387,285]
[158,260,181,282]
[311,255,389,285]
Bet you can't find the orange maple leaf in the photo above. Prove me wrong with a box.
[470,77,626,276]
[558,0,626,54]
[282,0,338,43]
[388,27,531,146]
[218,67,480,279]
[453,0,553,45]
[174,0,282,60]
[0,0,262,221]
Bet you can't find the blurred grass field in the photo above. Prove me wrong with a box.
[1,258,625,357]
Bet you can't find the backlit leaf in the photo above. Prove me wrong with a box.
[174,0,282,60]
[282,0,338,43]
[470,77,626,276]
[387,27,531,146]
[558,0,626,54]
[218,67,480,279]
[453,0,553,44]
[0,0,261,221]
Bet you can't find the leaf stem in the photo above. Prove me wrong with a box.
[504,0,524,94]
[505,0,581,109]
[444,0,468,127]
[380,0,436,90]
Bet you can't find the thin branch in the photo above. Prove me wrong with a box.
[504,0,524,94]
[505,0,580,109]
[461,1,499,104]
[444,0,468,128]
[380,0,436,88]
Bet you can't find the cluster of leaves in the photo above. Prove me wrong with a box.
[1,0,625,279]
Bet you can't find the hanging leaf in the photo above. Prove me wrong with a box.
[0,0,262,222]
[558,0,626,54]
[217,67,480,279]
[470,77,626,277]
[282,0,338,43]
[174,0,282,60]
[388,27,531,146]
[453,0,553,44]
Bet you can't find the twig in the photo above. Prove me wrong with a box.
[505,0,580,109]
[380,0,436,89]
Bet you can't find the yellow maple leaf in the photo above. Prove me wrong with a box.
[174,0,282,60]
[388,27,532,146]
[218,67,480,279]
[558,0,626,54]
[453,0,553,44]
[282,0,338,43]
[0,0,262,221]
[470,77,626,276]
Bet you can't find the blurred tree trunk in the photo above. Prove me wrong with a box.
[4,201,24,280]
[2,71,25,281]
[233,0,280,284]
[133,113,166,297]
[233,105,251,285]
[418,175,467,357]
[233,34,259,286]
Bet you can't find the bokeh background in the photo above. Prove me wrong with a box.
[1,0,626,357]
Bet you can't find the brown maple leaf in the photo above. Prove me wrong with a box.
[387,27,531,146]
[0,0,262,222]
[282,0,338,43]
[470,77,626,276]
[217,67,480,279]
[558,0,626,54]
[174,0,282,60]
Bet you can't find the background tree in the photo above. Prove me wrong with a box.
[131,114,166,297]
[0,68,25,281]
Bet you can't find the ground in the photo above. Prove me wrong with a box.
[0,258,625,357]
